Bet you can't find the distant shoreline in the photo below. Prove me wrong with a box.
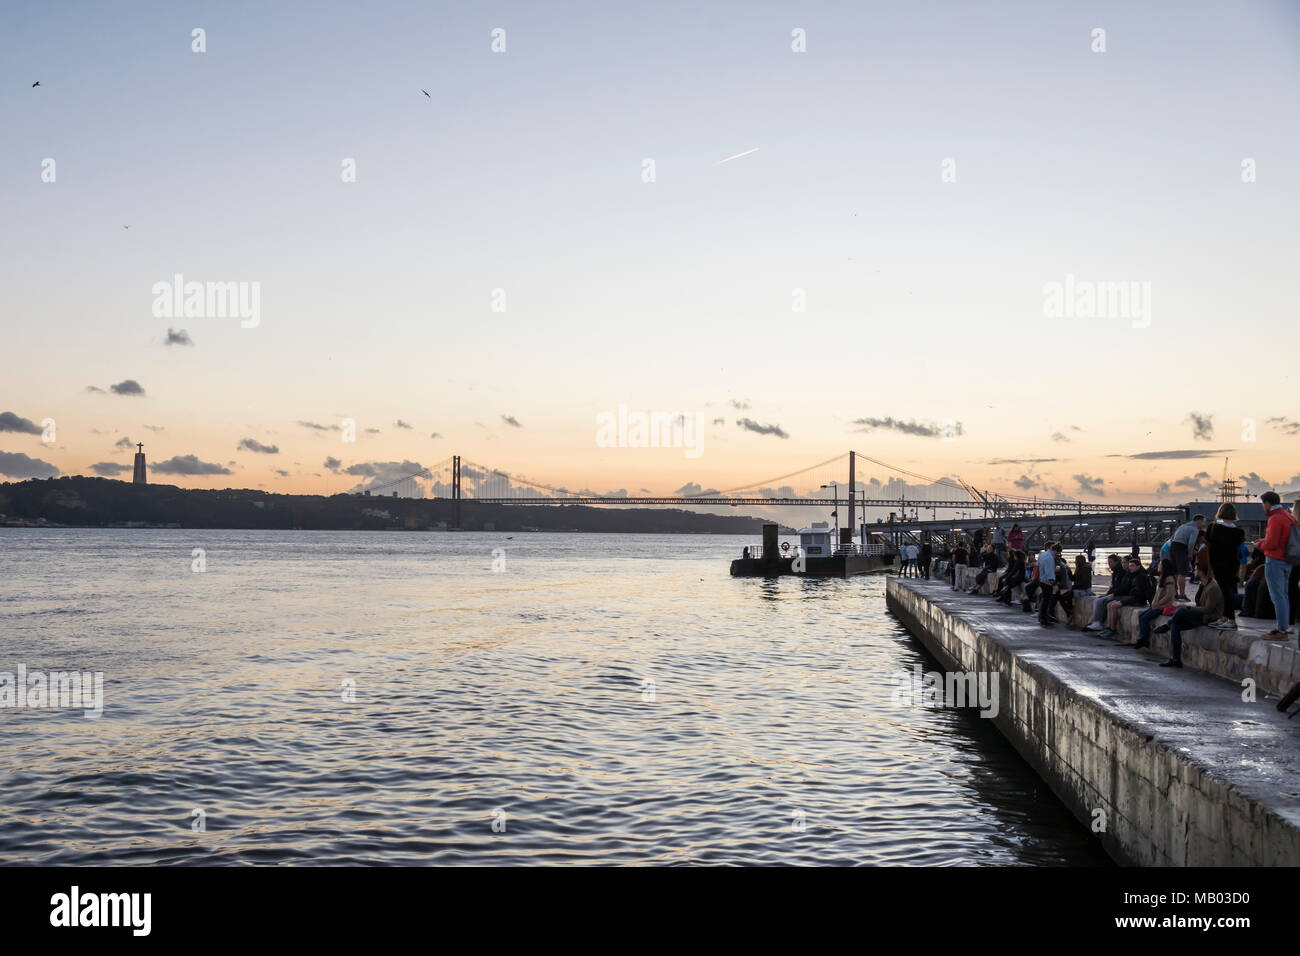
[0,476,792,535]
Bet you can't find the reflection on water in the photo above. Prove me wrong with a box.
[0,529,1110,865]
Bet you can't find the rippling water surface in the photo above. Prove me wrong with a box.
[0,529,1110,865]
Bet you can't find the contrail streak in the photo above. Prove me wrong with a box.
[714,147,760,165]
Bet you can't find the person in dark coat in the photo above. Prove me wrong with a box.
[1205,503,1246,629]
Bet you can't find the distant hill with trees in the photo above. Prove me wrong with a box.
[0,476,786,534]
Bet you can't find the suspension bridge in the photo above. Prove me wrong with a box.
[353,451,1188,546]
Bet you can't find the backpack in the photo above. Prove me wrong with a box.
[1286,518,1300,567]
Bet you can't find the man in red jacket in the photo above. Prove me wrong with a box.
[1254,491,1297,639]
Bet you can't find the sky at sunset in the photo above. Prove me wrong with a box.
[3,0,1299,508]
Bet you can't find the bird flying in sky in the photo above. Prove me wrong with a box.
[31,81,40,87]
[421,89,430,98]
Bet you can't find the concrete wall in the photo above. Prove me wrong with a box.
[886,577,1300,865]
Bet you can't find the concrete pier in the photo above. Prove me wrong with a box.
[886,576,1300,865]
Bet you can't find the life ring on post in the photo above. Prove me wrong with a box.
[780,542,790,552]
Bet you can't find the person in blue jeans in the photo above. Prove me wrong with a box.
[1254,491,1297,640]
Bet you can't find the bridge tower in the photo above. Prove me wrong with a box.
[843,451,856,546]
[452,455,462,529]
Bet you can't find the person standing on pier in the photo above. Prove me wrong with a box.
[992,523,1006,559]
[1254,491,1297,640]
[1206,503,1246,630]
[952,541,969,591]
[1036,543,1060,627]
[1007,524,1024,553]
[1170,514,1206,602]
[918,540,932,579]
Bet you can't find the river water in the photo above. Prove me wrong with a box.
[0,529,1110,865]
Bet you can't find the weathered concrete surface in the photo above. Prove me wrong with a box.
[887,576,1300,866]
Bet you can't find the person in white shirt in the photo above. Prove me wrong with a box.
[1037,543,1061,627]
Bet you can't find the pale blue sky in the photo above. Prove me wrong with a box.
[3,0,1298,499]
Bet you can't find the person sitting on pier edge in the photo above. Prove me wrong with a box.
[1066,553,1093,622]
[951,540,969,591]
[1098,556,1153,638]
[1007,523,1024,553]
[1255,491,1298,640]
[1152,565,1225,667]
[1205,503,1246,631]
[1072,553,1093,594]
[1169,514,1206,602]
[918,540,932,579]
[995,549,1025,604]
[1135,559,1178,649]
[969,544,999,593]
[1051,547,1075,619]
[1084,554,1128,631]
[1021,558,1040,612]
[1243,549,1273,620]
[1036,543,1062,627]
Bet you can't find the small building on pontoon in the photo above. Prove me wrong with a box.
[797,521,835,557]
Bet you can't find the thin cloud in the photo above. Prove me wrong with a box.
[164,328,194,346]
[1111,449,1232,461]
[237,438,280,454]
[109,379,145,396]
[852,416,962,439]
[297,420,340,432]
[501,415,523,428]
[429,432,442,439]
[674,482,720,496]
[728,399,752,410]
[151,454,232,476]
[394,420,413,430]
[1073,473,1105,496]
[1185,412,1214,441]
[1013,474,1040,490]
[988,457,1059,465]
[89,462,131,476]
[736,418,789,439]
[0,412,42,436]
[323,456,342,472]
[1268,417,1300,436]
[715,147,759,165]
[113,437,134,450]
[342,460,426,493]
[0,451,59,479]
[1050,432,1070,443]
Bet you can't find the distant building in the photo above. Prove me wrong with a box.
[132,443,147,485]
